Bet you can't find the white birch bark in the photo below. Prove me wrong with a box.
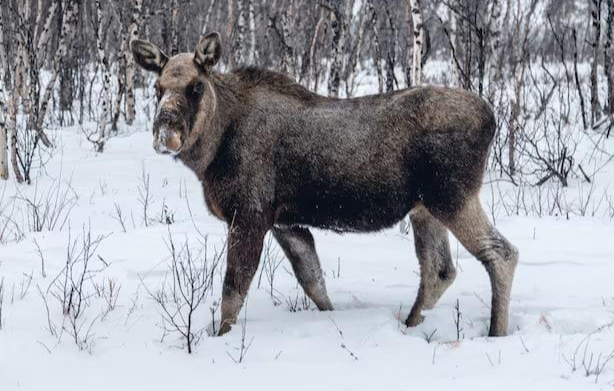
[486,0,502,100]
[234,0,246,66]
[0,9,8,180]
[366,0,384,93]
[410,0,423,86]
[247,0,257,63]
[404,2,413,87]
[112,22,127,132]
[509,0,538,175]
[346,1,367,96]
[327,0,352,97]
[34,0,59,69]
[201,0,217,39]
[36,0,79,142]
[591,0,603,125]
[9,0,27,182]
[95,0,111,151]
[125,0,143,126]
[606,0,614,114]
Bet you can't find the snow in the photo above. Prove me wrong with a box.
[1,107,614,390]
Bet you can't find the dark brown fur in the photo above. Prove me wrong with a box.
[131,33,518,337]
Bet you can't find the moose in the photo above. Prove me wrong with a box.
[131,32,518,337]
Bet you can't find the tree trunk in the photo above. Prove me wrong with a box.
[201,0,217,38]
[234,0,246,66]
[269,11,294,76]
[508,0,539,176]
[6,1,24,182]
[366,0,384,93]
[573,29,589,130]
[0,102,6,180]
[384,3,398,92]
[303,8,325,88]
[346,1,367,96]
[591,0,603,125]
[0,8,8,180]
[36,0,79,143]
[487,0,503,102]
[95,0,111,152]
[247,0,257,63]
[34,0,59,70]
[404,1,413,87]
[170,0,179,54]
[326,2,342,97]
[125,0,143,127]
[226,0,236,67]
[606,0,614,115]
[410,0,423,86]
[112,22,127,132]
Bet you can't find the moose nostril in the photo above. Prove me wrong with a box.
[165,132,182,152]
[154,125,182,154]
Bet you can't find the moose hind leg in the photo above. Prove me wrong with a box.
[440,196,519,337]
[272,226,334,311]
[405,206,457,327]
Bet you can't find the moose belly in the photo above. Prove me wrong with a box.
[274,181,414,233]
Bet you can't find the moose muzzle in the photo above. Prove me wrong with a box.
[153,124,182,155]
[152,90,187,155]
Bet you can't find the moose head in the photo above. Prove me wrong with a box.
[130,32,222,155]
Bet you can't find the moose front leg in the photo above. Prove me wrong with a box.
[218,223,267,336]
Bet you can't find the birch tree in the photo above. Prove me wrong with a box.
[508,0,538,176]
[201,0,218,38]
[247,0,257,63]
[591,0,603,125]
[487,0,503,101]
[367,0,384,93]
[112,21,127,132]
[0,7,7,180]
[34,1,59,70]
[6,0,70,183]
[302,7,325,88]
[346,1,368,96]
[171,0,180,54]
[125,0,143,126]
[606,0,614,115]
[410,0,423,86]
[384,2,398,92]
[36,0,79,139]
[323,0,351,97]
[269,11,294,76]
[234,0,246,66]
[94,0,112,152]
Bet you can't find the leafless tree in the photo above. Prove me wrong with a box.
[144,231,223,353]
[591,0,604,125]
[92,0,112,152]
[410,0,424,86]
[605,0,614,115]
[366,0,384,93]
[125,0,143,126]
[508,0,538,176]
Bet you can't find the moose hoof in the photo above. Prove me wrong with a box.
[217,321,233,336]
[404,312,424,328]
[314,298,334,311]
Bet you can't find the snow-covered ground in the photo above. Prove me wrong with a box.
[1,112,614,390]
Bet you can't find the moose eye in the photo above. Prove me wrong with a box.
[185,82,205,102]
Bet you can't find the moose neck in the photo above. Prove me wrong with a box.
[176,72,242,178]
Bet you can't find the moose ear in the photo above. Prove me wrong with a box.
[130,39,169,74]
[194,32,222,69]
